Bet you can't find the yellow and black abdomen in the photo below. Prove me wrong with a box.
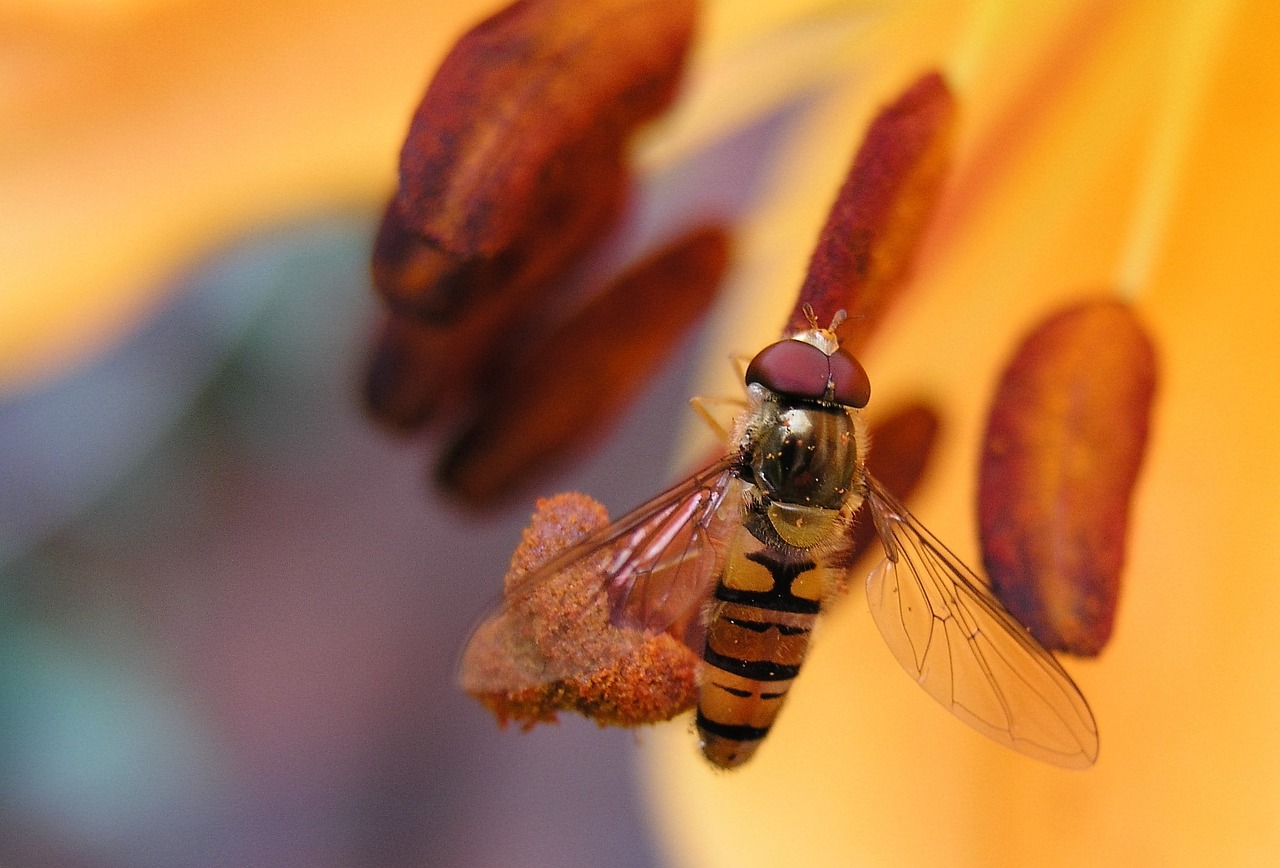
[696,517,835,768]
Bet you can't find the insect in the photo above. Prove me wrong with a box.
[460,310,1099,769]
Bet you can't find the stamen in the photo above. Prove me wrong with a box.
[1115,0,1236,298]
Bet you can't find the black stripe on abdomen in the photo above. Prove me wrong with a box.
[710,546,822,613]
[703,646,801,681]
[696,710,770,742]
[723,615,810,636]
[713,584,821,614]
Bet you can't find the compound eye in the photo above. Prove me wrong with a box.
[745,340,831,401]
[828,349,871,407]
[745,340,872,407]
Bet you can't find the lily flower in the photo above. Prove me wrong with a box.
[5,0,1280,865]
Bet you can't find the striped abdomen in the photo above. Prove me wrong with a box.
[696,520,835,768]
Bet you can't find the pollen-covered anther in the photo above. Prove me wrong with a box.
[785,71,956,353]
[467,493,700,728]
[979,299,1157,656]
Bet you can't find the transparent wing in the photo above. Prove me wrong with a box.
[862,475,1099,768]
[459,455,740,694]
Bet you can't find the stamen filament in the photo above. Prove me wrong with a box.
[1115,0,1237,299]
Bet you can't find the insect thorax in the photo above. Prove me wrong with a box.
[740,393,865,551]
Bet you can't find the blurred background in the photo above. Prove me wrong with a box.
[0,210,699,866]
[3,1,710,864]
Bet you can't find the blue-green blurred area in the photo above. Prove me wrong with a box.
[0,213,691,866]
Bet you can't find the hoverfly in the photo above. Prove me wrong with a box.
[460,310,1099,769]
